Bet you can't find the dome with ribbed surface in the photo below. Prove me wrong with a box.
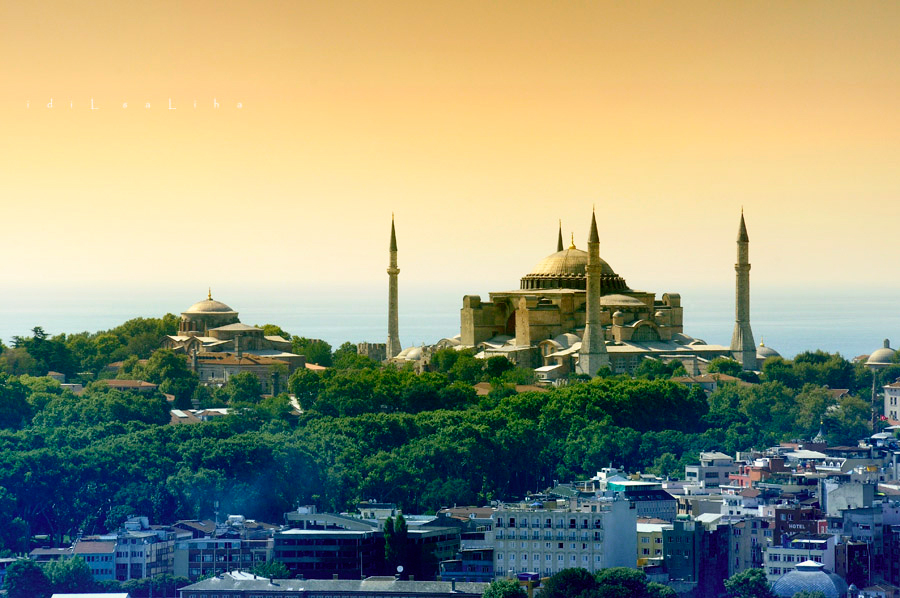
[771,561,848,598]
[185,298,236,314]
[867,339,895,367]
[757,341,781,360]
[520,246,628,292]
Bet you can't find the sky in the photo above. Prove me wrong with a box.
[1,1,899,301]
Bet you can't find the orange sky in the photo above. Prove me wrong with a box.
[1,1,898,296]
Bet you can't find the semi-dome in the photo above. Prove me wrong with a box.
[771,561,848,598]
[520,244,629,292]
[867,339,896,367]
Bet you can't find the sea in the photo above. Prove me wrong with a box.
[0,283,898,360]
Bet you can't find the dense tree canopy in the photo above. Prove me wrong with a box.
[0,316,884,571]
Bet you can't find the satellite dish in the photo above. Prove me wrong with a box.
[397,566,404,573]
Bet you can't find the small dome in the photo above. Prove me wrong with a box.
[757,340,781,360]
[185,298,236,314]
[771,561,848,598]
[867,339,896,367]
[397,346,424,360]
[613,311,625,318]
[551,333,582,348]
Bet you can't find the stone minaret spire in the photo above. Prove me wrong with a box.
[730,210,756,370]
[557,220,564,252]
[386,215,402,358]
[577,208,610,376]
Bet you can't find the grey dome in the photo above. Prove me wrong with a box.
[771,561,848,598]
[757,340,781,360]
[867,339,896,367]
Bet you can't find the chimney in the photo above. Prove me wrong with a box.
[235,334,242,360]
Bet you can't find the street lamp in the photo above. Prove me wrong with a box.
[865,339,895,432]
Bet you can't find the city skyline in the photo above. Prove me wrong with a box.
[1,1,899,294]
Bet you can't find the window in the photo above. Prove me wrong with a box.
[641,537,650,544]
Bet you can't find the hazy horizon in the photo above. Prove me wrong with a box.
[2,280,899,361]
[1,1,899,294]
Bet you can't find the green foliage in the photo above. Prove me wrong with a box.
[791,591,826,598]
[333,342,380,370]
[484,356,514,380]
[595,567,676,598]
[384,513,408,571]
[292,337,333,366]
[723,568,775,598]
[140,349,199,408]
[540,568,598,598]
[706,357,742,377]
[224,372,263,404]
[633,359,687,380]
[483,579,527,598]
[3,559,52,598]
[0,374,32,430]
[44,556,96,594]
[261,324,291,339]
[762,351,859,393]
[252,560,291,579]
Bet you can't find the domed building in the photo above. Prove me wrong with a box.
[162,291,302,371]
[178,291,240,335]
[460,218,736,378]
[756,340,782,369]
[771,560,849,598]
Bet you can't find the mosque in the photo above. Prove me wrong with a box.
[386,210,779,379]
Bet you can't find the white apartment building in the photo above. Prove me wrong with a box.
[885,380,900,421]
[764,533,835,583]
[489,497,637,578]
[684,452,737,488]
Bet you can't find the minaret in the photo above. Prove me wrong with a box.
[386,215,402,358]
[557,220,564,252]
[577,209,609,376]
[730,210,756,370]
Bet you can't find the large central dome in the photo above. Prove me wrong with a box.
[520,245,629,292]
[184,292,237,314]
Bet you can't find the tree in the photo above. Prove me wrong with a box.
[288,368,321,410]
[384,513,408,571]
[594,567,675,598]
[484,356,514,380]
[723,568,775,598]
[0,374,32,429]
[707,357,743,377]
[261,324,291,339]
[252,560,291,579]
[141,349,198,409]
[791,592,826,598]
[44,556,96,593]
[633,359,686,380]
[483,579,527,598]
[540,568,598,598]
[225,372,263,404]
[292,337,333,366]
[3,559,52,598]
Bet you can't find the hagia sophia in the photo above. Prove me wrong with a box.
[386,210,778,380]
[164,210,779,387]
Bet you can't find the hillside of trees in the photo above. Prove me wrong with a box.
[0,321,891,557]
